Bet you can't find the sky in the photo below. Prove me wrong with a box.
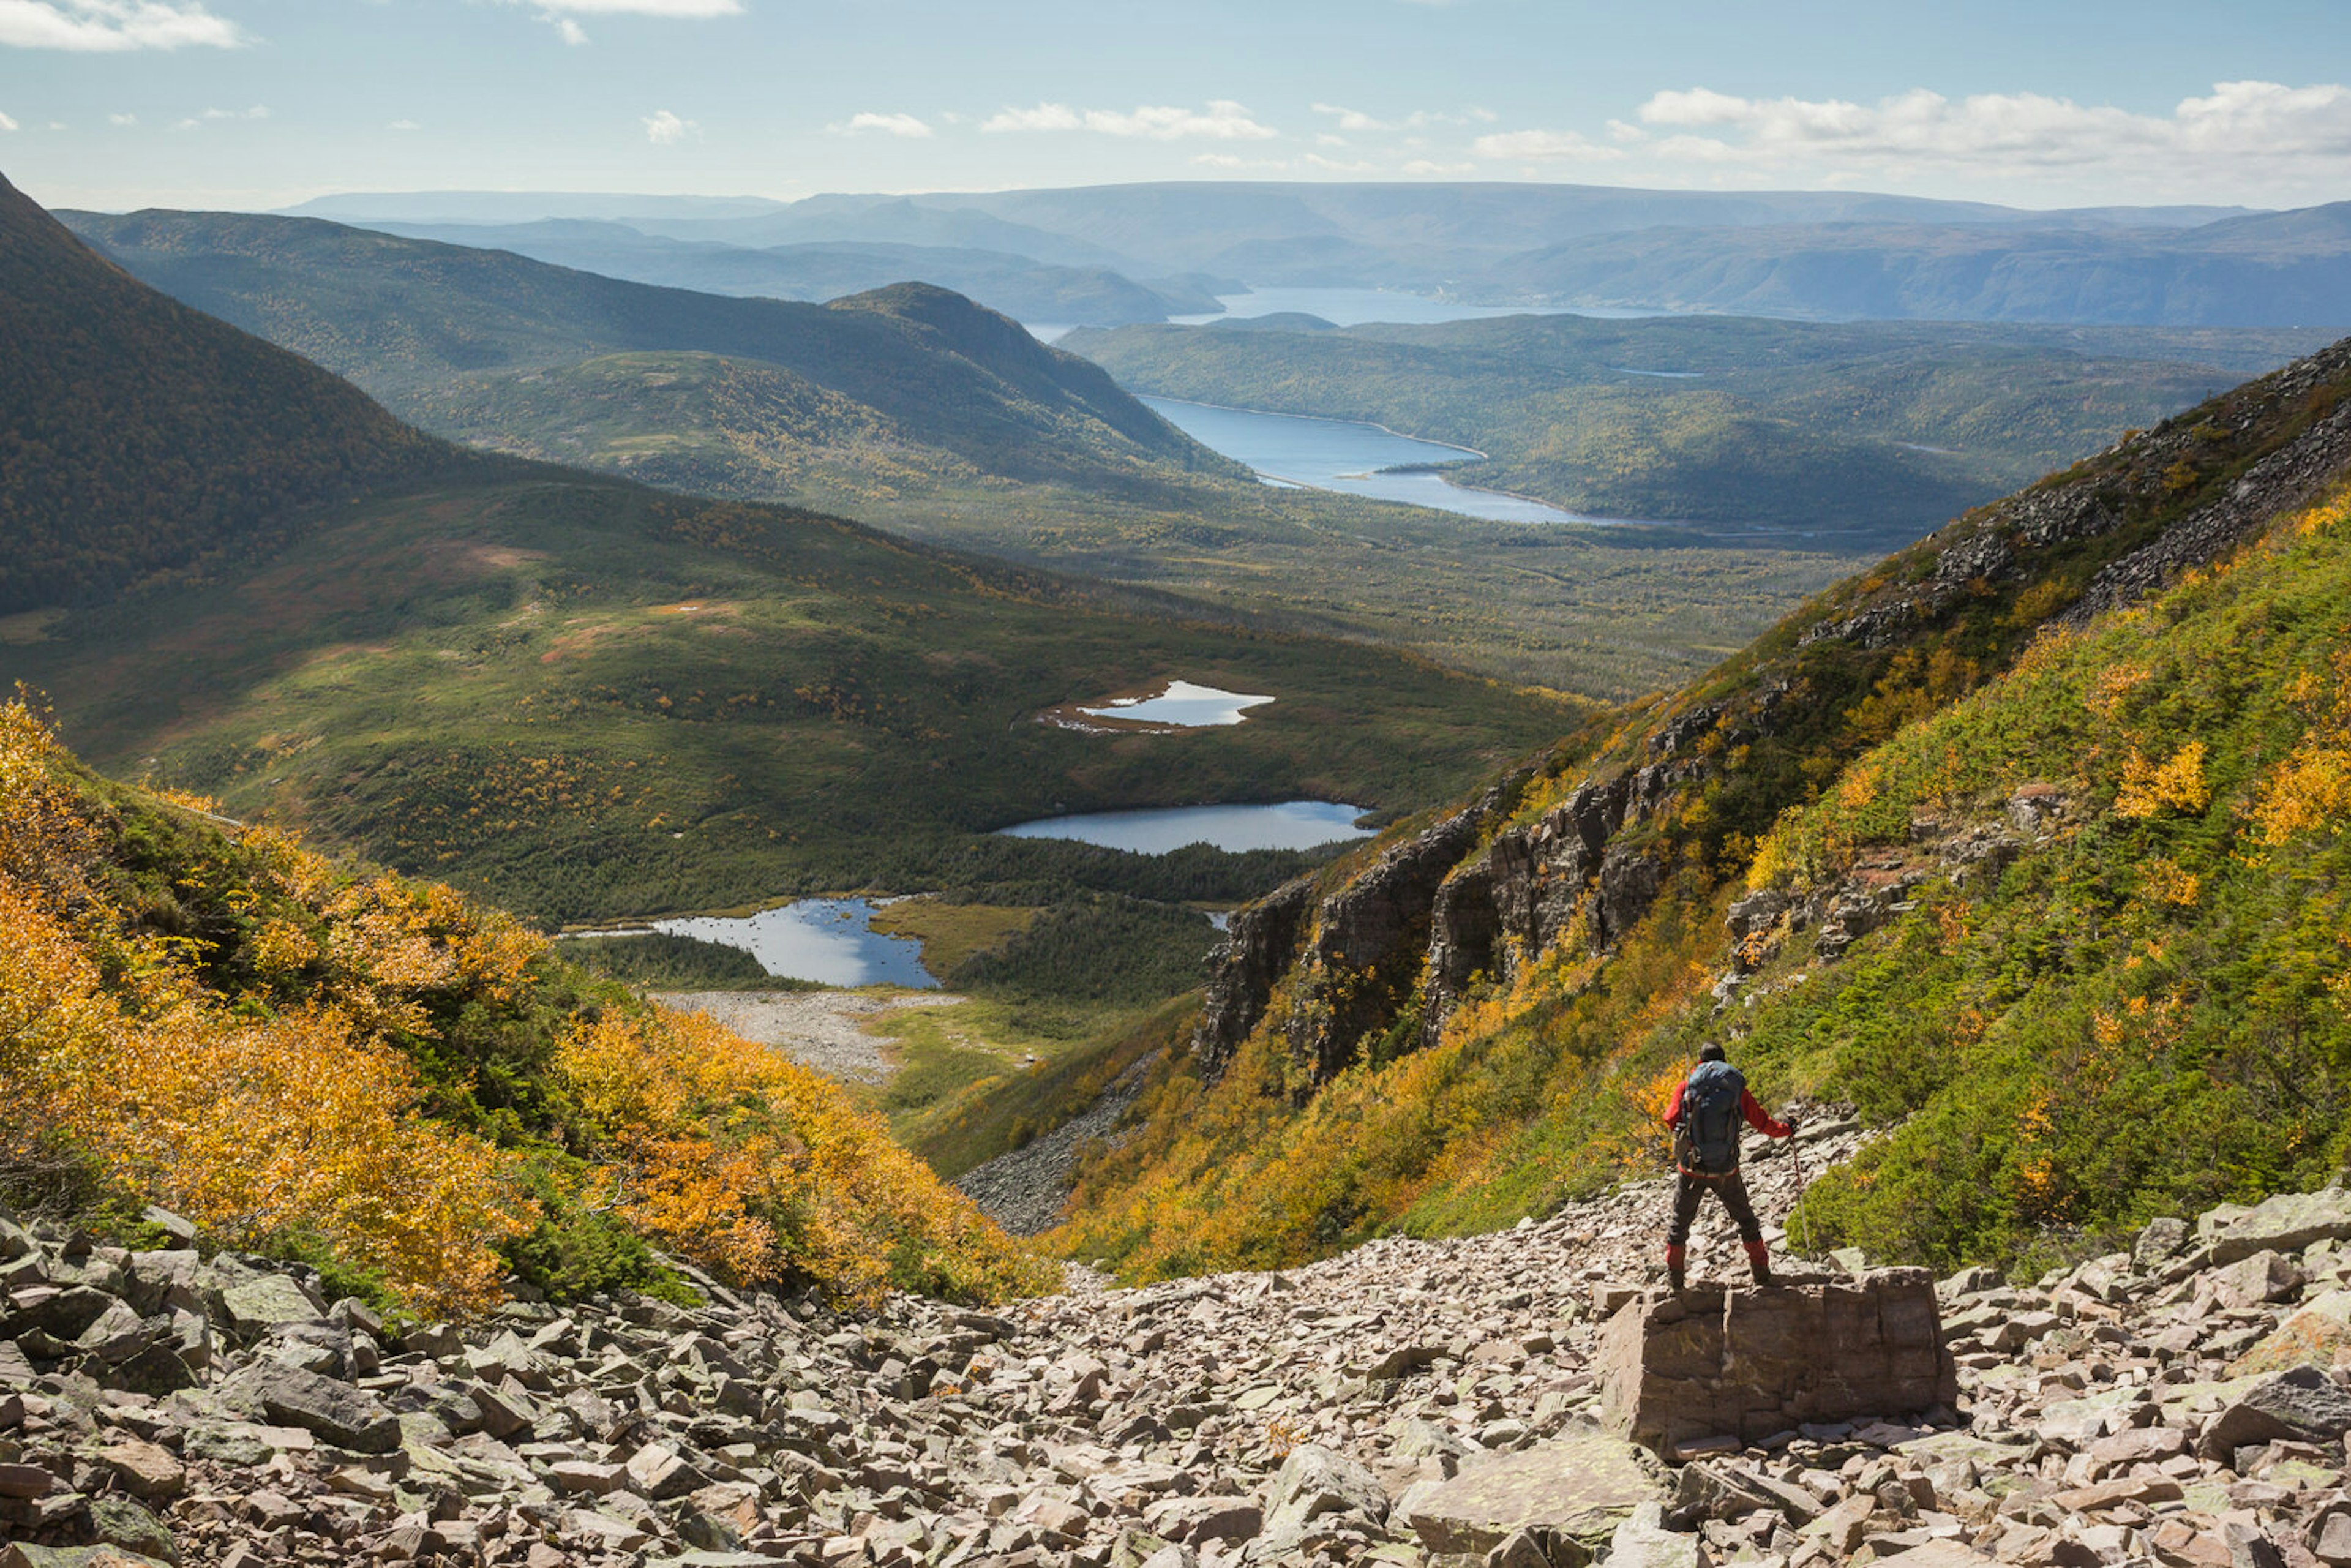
[3,0,2349,214]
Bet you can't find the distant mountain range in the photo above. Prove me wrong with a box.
[277,180,2351,328]
[350,219,1229,329]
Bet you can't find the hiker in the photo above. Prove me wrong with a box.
[1661,1041,1794,1289]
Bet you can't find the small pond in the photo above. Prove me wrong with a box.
[1081,679,1273,727]
[996,800,1374,855]
[613,897,938,989]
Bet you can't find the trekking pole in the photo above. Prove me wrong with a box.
[1787,1123,1814,1259]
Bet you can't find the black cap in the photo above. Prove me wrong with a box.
[1697,1041,1727,1063]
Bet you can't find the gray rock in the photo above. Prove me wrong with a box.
[1258,1443,1387,1550]
[2198,1187,2351,1268]
[2134,1216,2191,1269]
[2199,1366,2351,1460]
[223,1360,401,1453]
[219,1274,322,1334]
[1400,1433,1659,1556]
[1606,1502,1700,1568]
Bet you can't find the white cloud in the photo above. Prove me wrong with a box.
[642,108,696,144]
[108,110,135,125]
[1470,127,1623,162]
[1311,102,1490,133]
[500,0,740,45]
[1303,152,1379,173]
[170,102,266,130]
[0,110,16,131]
[1604,80,2351,193]
[1192,152,1287,170]
[828,110,930,138]
[983,99,1275,141]
[388,118,420,132]
[0,0,242,50]
[1403,159,1476,176]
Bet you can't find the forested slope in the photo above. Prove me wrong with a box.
[0,173,451,613]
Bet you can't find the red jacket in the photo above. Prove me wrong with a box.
[1664,1079,1792,1141]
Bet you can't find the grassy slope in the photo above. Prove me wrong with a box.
[5,472,1569,926]
[1064,314,2331,549]
[1057,338,2351,1283]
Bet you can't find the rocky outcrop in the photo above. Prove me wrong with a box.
[2060,346,2351,629]
[1278,806,1489,1084]
[1597,1270,1959,1457]
[1191,878,1316,1082]
[1194,788,1512,1090]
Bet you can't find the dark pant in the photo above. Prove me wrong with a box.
[1667,1169,1762,1245]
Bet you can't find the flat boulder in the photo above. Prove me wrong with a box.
[2197,1187,2351,1268]
[2230,1290,2351,1377]
[1396,1431,1660,1556]
[219,1275,322,1335]
[1599,1271,1957,1454]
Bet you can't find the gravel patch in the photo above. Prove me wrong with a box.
[653,988,965,1084]
[956,1058,1150,1234]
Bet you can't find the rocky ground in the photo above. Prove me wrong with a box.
[653,993,965,1086]
[4,1112,2350,1568]
[954,1062,1153,1238]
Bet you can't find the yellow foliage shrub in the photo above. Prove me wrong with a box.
[2115,741,2210,819]
[556,1009,1049,1304]
[0,880,528,1315]
[2252,648,2351,846]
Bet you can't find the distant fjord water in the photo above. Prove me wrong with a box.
[1137,396,1629,525]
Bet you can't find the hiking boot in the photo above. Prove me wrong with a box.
[1744,1238,1775,1286]
[1665,1244,1687,1293]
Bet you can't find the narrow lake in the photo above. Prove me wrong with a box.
[1167,286,1659,328]
[997,800,1375,855]
[632,897,938,989]
[1141,396,1612,525]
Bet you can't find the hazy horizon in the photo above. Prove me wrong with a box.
[4,0,2348,215]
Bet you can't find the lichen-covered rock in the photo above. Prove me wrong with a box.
[1395,1431,1659,1556]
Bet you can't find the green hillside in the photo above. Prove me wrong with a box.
[59,208,1227,492]
[1057,333,2351,1282]
[1065,313,2329,549]
[0,693,1048,1313]
[359,218,1225,325]
[0,173,452,613]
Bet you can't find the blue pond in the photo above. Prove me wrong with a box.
[997,800,1374,855]
[639,897,937,989]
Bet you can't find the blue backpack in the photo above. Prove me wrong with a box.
[1679,1060,1745,1176]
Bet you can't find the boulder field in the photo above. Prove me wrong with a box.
[3,1120,2351,1568]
